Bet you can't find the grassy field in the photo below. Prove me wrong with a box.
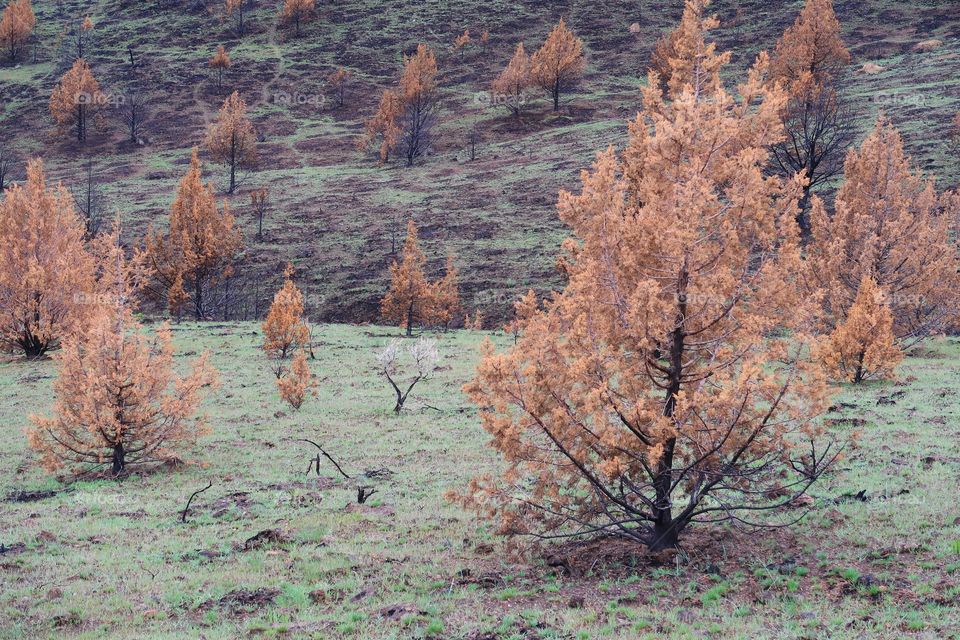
[1,322,959,639]
[0,0,957,323]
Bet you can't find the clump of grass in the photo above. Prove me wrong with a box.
[904,611,926,631]
[424,618,444,636]
[277,583,310,609]
[838,567,861,583]
[700,582,729,606]
[495,616,517,636]
[337,610,367,635]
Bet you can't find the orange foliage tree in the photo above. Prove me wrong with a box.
[769,0,850,88]
[49,58,105,143]
[364,89,402,163]
[28,223,219,476]
[430,254,461,330]
[0,159,95,357]
[381,219,432,336]
[209,44,231,92]
[262,263,309,371]
[491,42,532,117]
[769,0,853,230]
[145,149,243,320]
[453,29,471,58]
[277,350,315,410]
[0,0,34,62]
[397,44,438,166]
[205,90,257,194]
[656,0,730,99]
[452,1,839,551]
[327,67,351,108]
[264,265,313,407]
[817,276,902,383]
[530,18,585,111]
[365,44,438,166]
[649,26,681,94]
[807,116,960,345]
[279,0,314,36]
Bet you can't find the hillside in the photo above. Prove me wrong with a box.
[1,0,958,323]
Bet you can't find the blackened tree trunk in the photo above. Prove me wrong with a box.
[228,133,237,194]
[194,277,204,321]
[854,350,866,384]
[650,263,689,550]
[77,103,86,142]
[111,443,125,475]
[19,332,48,358]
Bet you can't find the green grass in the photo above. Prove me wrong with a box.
[1,323,959,638]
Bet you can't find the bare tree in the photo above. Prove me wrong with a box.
[376,337,438,413]
[948,112,960,156]
[55,17,93,67]
[73,17,93,60]
[399,92,437,167]
[225,0,249,36]
[0,146,15,191]
[206,271,266,321]
[770,80,855,232]
[467,125,479,161]
[71,157,105,237]
[119,89,148,143]
[250,187,269,239]
[389,212,401,254]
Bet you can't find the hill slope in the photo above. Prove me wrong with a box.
[1,0,958,323]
